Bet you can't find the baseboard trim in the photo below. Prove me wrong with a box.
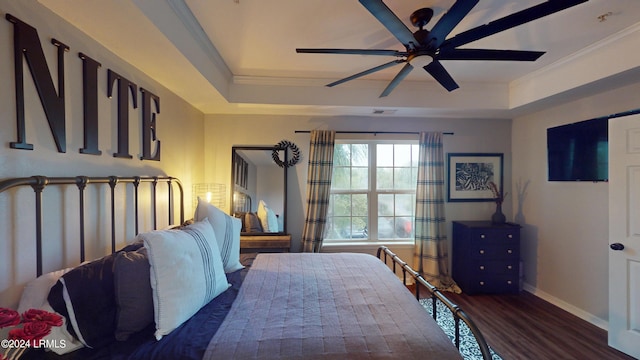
[522,283,609,331]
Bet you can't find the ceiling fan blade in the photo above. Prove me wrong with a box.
[359,0,417,49]
[296,48,407,57]
[423,60,459,92]
[438,48,545,61]
[327,59,405,87]
[380,62,414,97]
[426,0,479,49]
[441,0,588,50]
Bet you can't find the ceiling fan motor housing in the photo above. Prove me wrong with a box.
[410,8,434,28]
[413,29,432,49]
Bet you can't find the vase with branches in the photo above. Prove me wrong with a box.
[488,181,507,224]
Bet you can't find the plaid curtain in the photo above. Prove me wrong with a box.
[301,130,335,253]
[414,132,460,292]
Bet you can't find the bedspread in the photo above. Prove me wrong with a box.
[203,253,462,359]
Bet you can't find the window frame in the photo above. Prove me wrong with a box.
[324,139,418,245]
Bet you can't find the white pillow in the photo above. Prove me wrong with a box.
[18,269,84,354]
[257,200,280,232]
[139,218,230,340]
[267,208,280,232]
[18,268,71,312]
[194,197,243,273]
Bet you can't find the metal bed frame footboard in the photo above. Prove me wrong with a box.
[377,246,492,360]
[0,175,184,277]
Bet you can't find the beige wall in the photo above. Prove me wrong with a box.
[0,0,205,308]
[512,81,640,328]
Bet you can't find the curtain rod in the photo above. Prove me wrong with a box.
[294,130,454,135]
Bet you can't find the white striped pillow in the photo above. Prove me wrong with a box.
[139,218,230,340]
[194,197,243,273]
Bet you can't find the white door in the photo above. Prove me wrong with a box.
[609,113,640,357]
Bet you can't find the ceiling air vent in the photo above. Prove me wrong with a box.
[372,109,397,115]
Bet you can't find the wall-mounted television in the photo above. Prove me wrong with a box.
[547,118,608,182]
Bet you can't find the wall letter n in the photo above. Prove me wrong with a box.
[6,14,68,153]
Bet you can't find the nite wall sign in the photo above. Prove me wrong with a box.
[5,14,161,161]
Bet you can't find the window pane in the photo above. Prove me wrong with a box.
[351,168,368,189]
[333,217,351,238]
[351,144,368,166]
[377,144,393,167]
[332,167,350,189]
[395,217,413,238]
[333,194,351,216]
[394,144,411,167]
[377,167,393,189]
[395,194,414,216]
[333,144,351,166]
[378,194,394,216]
[411,144,419,167]
[351,217,368,239]
[352,194,368,216]
[378,216,395,239]
[394,167,414,189]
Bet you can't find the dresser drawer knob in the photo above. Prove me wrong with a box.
[507,280,512,285]
[507,249,513,254]
[507,265,513,270]
[479,250,485,254]
[508,234,513,239]
[479,281,485,286]
[479,265,485,270]
[480,234,486,239]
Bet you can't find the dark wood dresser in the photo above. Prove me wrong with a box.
[452,221,521,294]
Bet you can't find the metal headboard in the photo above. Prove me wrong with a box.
[0,175,184,276]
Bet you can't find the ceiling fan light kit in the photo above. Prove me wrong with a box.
[296,0,589,97]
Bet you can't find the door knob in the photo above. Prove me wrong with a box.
[610,243,625,251]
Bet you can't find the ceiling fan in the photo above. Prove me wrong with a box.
[296,0,588,97]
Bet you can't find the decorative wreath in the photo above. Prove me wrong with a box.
[272,140,301,168]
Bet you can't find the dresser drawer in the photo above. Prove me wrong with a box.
[467,275,520,294]
[472,259,519,275]
[470,242,519,259]
[471,229,519,242]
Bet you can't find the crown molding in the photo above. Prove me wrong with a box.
[512,22,640,88]
[165,0,232,80]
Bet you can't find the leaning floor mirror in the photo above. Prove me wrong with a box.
[230,145,288,235]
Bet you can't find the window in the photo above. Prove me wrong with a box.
[324,141,419,243]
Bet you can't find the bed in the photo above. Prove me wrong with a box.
[0,175,491,360]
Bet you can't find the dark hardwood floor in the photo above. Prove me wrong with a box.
[415,286,636,360]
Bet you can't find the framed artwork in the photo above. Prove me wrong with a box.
[447,153,503,202]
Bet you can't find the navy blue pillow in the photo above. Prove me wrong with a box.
[113,247,153,341]
[48,241,144,349]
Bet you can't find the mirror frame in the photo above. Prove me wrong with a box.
[230,145,288,234]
